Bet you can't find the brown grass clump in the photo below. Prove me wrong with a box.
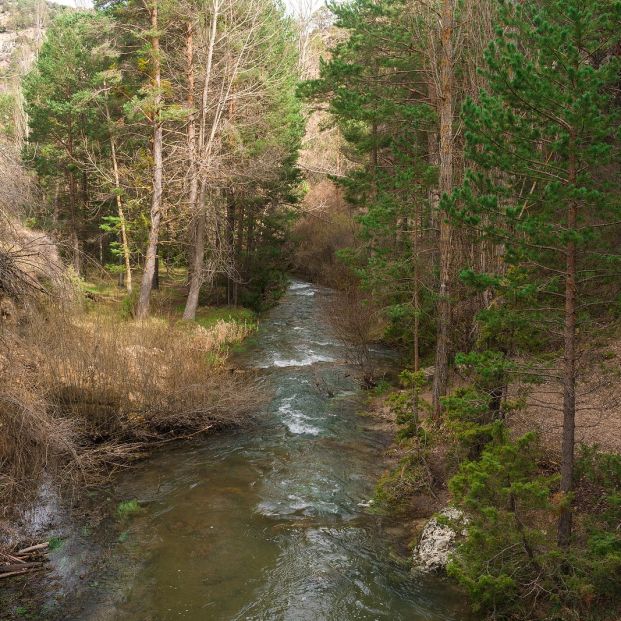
[0,332,79,506]
[29,310,257,440]
[0,303,260,522]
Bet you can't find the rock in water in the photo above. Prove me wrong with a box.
[412,507,467,572]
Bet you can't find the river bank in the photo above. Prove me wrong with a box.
[364,363,621,621]
[0,269,261,577]
[1,280,463,620]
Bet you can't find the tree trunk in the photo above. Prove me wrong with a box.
[136,1,163,320]
[234,201,244,306]
[185,18,199,283]
[68,171,81,275]
[106,101,132,293]
[152,253,160,290]
[431,0,454,419]
[183,3,218,318]
[412,199,420,373]
[226,196,236,305]
[186,20,197,209]
[183,183,206,320]
[558,132,578,548]
[71,227,81,275]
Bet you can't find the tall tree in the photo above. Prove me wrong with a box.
[23,11,113,274]
[447,0,621,546]
[135,0,164,319]
[181,0,302,319]
[430,0,455,418]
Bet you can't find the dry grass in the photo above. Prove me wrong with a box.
[31,310,256,439]
[0,302,260,522]
[508,343,621,456]
[0,332,79,505]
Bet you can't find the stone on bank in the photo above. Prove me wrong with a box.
[412,507,467,572]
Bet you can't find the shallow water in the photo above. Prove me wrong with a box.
[47,281,461,621]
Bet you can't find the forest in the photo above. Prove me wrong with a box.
[0,0,620,619]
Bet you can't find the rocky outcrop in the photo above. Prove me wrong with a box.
[0,0,59,81]
[412,507,467,572]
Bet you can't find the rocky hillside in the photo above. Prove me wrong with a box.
[1,0,44,82]
[0,0,66,137]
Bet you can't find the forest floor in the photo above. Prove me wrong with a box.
[511,339,621,455]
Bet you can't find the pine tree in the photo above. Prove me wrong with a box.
[301,0,438,359]
[23,11,114,274]
[447,0,621,546]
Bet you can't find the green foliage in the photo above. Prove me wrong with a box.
[448,432,558,617]
[449,431,621,619]
[119,289,138,320]
[573,447,621,601]
[446,0,621,354]
[373,449,432,514]
[21,0,302,312]
[48,536,64,551]
[373,371,433,511]
[389,370,429,440]
[443,4,621,613]
[116,498,142,519]
[0,92,16,137]
[443,387,503,460]
[302,0,436,355]
[100,215,131,274]
[193,306,256,330]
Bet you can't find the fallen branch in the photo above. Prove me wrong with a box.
[0,541,51,580]
[16,542,49,555]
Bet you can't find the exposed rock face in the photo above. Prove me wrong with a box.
[0,0,56,86]
[412,507,467,572]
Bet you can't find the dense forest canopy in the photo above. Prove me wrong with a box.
[19,0,303,313]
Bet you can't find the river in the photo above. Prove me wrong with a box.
[43,280,461,620]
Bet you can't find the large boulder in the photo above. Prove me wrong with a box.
[412,507,467,572]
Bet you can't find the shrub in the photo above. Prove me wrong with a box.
[0,303,260,525]
[449,430,621,620]
[27,309,257,439]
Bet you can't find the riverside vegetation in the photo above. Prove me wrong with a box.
[1,0,621,619]
[1,0,296,573]
[298,0,621,619]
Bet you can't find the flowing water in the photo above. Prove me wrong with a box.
[45,281,461,621]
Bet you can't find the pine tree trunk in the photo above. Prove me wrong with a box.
[136,1,163,320]
[234,201,244,306]
[412,203,420,373]
[68,171,81,275]
[183,183,206,320]
[558,132,578,548]
[106,106,132,294]
[226,196,236,305]
[432,0,454,419]
[71,227,81,275]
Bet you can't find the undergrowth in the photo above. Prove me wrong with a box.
[0,285,261,534]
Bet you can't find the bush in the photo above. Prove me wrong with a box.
[448,429,621,620]
[373,372,434,512]
[27,308,257,439]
